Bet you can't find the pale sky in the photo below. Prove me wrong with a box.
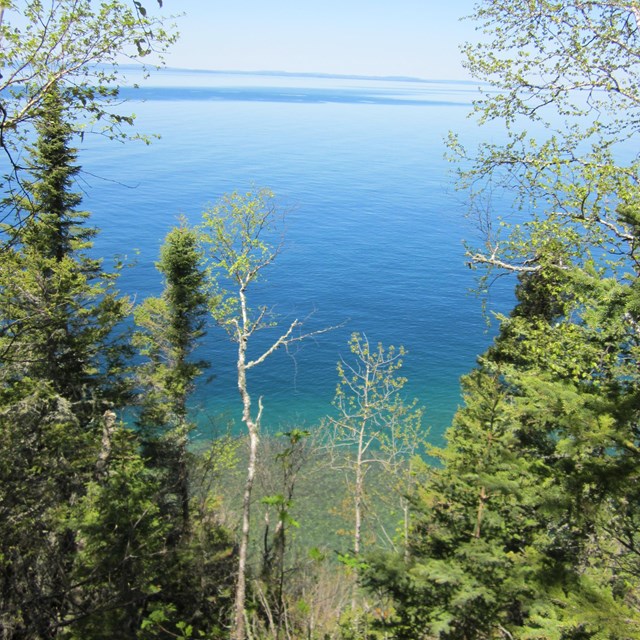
[163,1,479,80]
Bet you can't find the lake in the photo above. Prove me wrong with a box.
[78,69,514,441]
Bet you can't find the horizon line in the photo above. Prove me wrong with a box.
[120,64,476,85]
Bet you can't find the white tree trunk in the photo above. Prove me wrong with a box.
[232,291,253,640]
[232,421,258,640]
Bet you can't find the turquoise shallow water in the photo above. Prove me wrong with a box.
[78,70,514,442]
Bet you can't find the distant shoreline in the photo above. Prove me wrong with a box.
[118,64,477,86]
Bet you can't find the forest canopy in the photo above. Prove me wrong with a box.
[1,1,640,639]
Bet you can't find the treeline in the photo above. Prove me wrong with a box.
[2,1,640,639]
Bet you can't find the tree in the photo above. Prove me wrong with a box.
[0,84,131,420]
[0,84,236,640]
[452,1,640,279]
[0,0,176,145]
[198,189,330,640]
[132,224,242,639]
[327,333,423,558]
[457,4,640,605]
[0,86,132,637]
[134,221,209,537]
[67,426,170,640]
[364,272,640,638]
[363,368,532,640]
[0,0,177,228]
[462,1,640,141]
[457,2,640,588]
[361,3,640,638]
[68,421,238,640]
[257,428,311,638]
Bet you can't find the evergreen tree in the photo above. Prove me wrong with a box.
[0,86,131,637]
[67,426,169,640]
[362,3,640,637]
[0,85,131,415]
[363,265,640,639]
[134,222,209,537]
[132,223,237,638]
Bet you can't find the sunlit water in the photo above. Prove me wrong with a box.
[77,70,515,442]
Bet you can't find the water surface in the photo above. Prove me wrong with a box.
[79,70,514,440]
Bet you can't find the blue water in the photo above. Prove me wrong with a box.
[78,70,514,441]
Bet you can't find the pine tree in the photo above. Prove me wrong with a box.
[0,86,131,637]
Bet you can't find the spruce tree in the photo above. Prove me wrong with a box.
[0,86,131,637]
[132,223,237,637]
[133,221,209,536]
[363,264,640,639]
[0,84,131,412]
[364,3,640,637]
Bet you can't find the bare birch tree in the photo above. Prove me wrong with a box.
[198,189,330,640]
[326,333,424,558]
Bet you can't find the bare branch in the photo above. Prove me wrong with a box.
[247,321,341,370]
[467,252,543,273]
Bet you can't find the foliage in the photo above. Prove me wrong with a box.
[133,223,238,637]
[0,382,96,637]
[199,188,283,334]
[198,188,312,640]
[0,0,177,149]
[451,0,640,281]
[134,220,208,439]
[66,425,237,640]
[0,87,132,412]
[0,81,237,640]
[0,88,132,638]
[10,3,640,639]
[327,333,424,556]
[364,277,640,638]
[0,13,244,640]
[67,427,168,639]
[257,429,310,636]
[362,2,640,638]
[462,1,640,139]
[134,221,209,538]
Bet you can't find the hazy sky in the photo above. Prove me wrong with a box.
[164,1,479,80]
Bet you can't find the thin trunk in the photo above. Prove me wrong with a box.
[354,433,364,557]
[174,338,191,535]
[350,424,366,614]
[403,498,410,562]
[233,423,258,640]
[232,293,259,640]
[227,270,308,637]
[473,486,487,539]
[176,428,190,536]
[353,372,372,558]
[262,506,271,576]
[274,516,285,635]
